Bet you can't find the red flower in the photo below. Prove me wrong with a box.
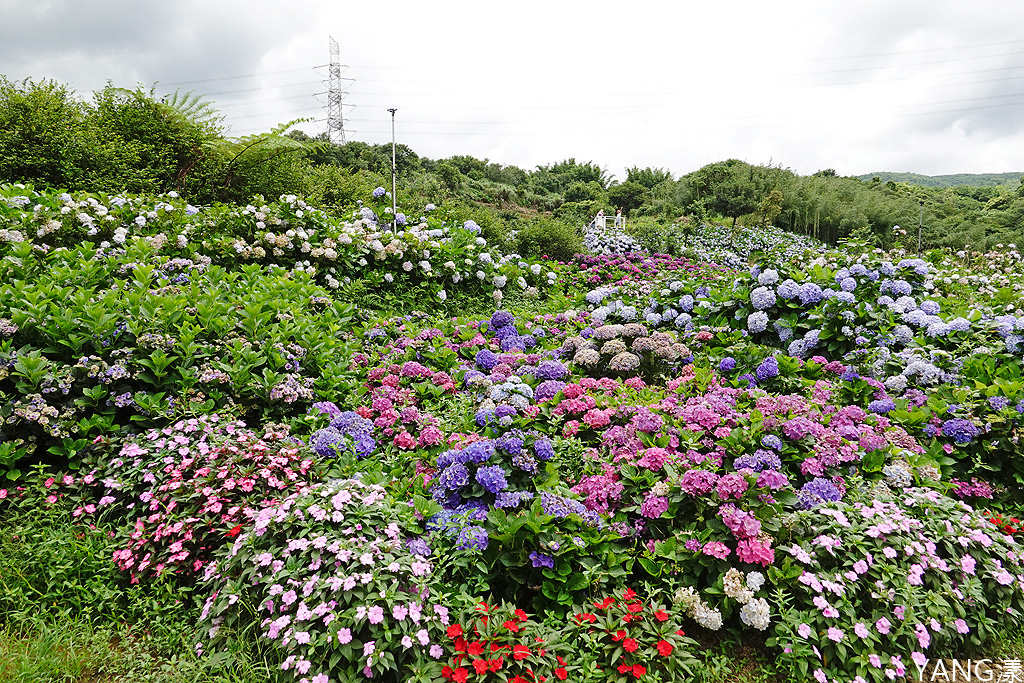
[632,664,647,677]
[473,659,488,674]
[555,667,567,680]
[557,656,566,665]
[512,678,528,683]
[594,597,616,610]
[515,609,529,622]
[454,637,468,652]
[452,667,469,683]
[653,610,669,622]
[476,601,491,612]
[504,619,520,632]
[622,615,633,623]
[513,645,531,660]
[626,602,644,613]
[468,641,484,657]
[226,524,242,537]
[623,588,637,600]
[611,630,627,642]
[442,665,454,680]
[574,613,597,624]
[623,638,639,653]
[675,629,685,636]
[488,659,503,672]
[656,640,673,657]
[447,624,464,639]
[618,664,631,674]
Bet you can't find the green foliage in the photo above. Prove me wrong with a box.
[302,163,372,217]
[513,217,583,262]
[607,180,648,214]
[0,77,89,188]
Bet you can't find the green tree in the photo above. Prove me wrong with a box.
[607,180,647,215]
[0,77,88,188]
[625,166,673,189]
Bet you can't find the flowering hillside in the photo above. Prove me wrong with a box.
[2,183,1023,683]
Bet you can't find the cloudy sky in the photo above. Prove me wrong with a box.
[4,0,1024,181]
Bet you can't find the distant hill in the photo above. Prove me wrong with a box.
[855,171,1024,189]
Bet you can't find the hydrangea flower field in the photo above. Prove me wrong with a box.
[2,182,1024,683]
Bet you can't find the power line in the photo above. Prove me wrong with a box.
[154,67,315,87]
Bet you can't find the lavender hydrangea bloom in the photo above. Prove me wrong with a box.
[797,478,843,509]
[942,418,981,445]
[495,491,534,508]
[475,408,496,427]
[798,283,824,305]
[490,310,515,330]
[475,465,508,493]
[869,399,896,414]
[496,433,524,455]
[456,525,489,551]
[533,436,555,461]
[989,396,1011,411]
[475,349,499,370]
[372,186,386,198]
[534,380,566,402]
[761,434,783,451]
[719,356,737,372]
[535,360,569,380]
[751,286,777,310]
[439,463,470,491]
[748,311,769,334]
[310,427,345,457]
[756,356,779,381]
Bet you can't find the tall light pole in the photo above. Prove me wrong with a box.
[388,108,397,231]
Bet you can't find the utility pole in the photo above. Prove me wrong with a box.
[326,37,347,144]
[388,108,397,230]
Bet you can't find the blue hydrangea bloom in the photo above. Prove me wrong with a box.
[475,465,508,493]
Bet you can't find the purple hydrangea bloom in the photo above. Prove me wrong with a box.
[988,396,1011,411]
[761,434,783,451]
[475,465,508,493]
[456,525,489,551]
[942,418,981,445]
[869,399,896,414]
[719,356,737,372]
[756,356,779,381]
[310,401,342,418]
[533,436,554,461]
[495,490,534,508]
[490,310,515,330]
[475,349,499,371]
[372,186,386,198]
[539,492,602,527]
[475,408,496,426]
[406,538,431,556]
[535,360,569,381]
[496,433,524,455]
[798,283,824,305]
[797,477,843,509]
[439,463,470,491]
[534,380,566,402]
[310,427,346,457]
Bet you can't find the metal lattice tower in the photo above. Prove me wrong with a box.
[327,37,346,144]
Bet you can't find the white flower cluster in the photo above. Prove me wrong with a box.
[724,568,771,631]
[672,585,724,630]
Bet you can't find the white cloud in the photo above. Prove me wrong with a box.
[3,0,1024,178]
